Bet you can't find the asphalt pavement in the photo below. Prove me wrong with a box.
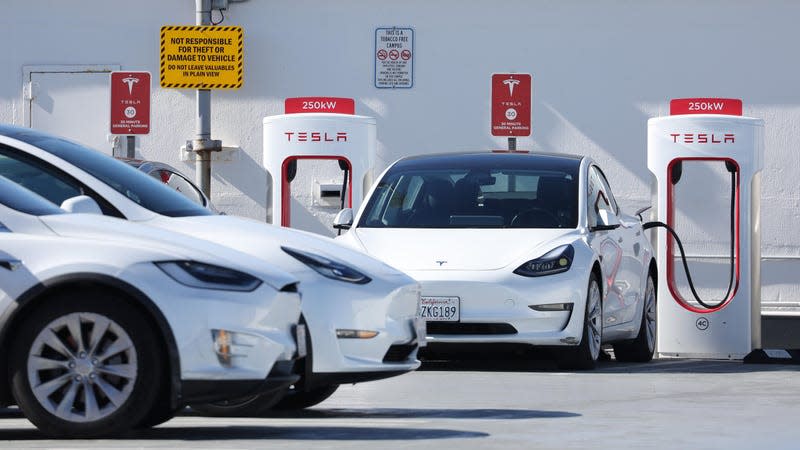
[1,356,799,449]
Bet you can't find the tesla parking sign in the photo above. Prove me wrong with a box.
[110,71,151,135]
[491,73,531,137]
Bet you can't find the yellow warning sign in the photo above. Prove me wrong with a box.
[160,26,243,89]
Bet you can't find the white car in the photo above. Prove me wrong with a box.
[0,177,303,436]
[335,152,657,369]
[0,125,423,413]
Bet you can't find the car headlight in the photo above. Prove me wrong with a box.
[281,246,371,284]
[513,244,574,277]
[155,261,262,292]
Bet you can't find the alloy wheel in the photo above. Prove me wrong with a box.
[26,312,137,423]
[587,281,602,360]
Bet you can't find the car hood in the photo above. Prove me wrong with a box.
[145,215,406,277]
[38,213,299,290]
[347,228,579,271]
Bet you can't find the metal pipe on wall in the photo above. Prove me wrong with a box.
[193,0,220,198]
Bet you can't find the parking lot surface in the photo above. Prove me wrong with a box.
[1,358,798,449]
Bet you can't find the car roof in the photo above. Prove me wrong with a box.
[390,151,584,172]
[0,124,66,148]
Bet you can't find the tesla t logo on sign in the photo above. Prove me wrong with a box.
[110,71,151,135]
[491,73,532,137]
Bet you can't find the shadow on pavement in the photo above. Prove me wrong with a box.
[0,408,23,419]
[200,407,580,420]
[135,425,488,441]
[420,354,800,374]
[0,425,489,442]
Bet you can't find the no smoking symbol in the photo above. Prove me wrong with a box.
[389,49,400,60]
[377,49,388,60]
[696,317,709,331]
[401,50,412,60]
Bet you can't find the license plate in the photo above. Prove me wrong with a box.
[418,296,460,322]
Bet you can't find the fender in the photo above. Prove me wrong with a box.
[0,273,181,408]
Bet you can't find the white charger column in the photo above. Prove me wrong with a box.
[263,113,376,228]
[647,103,764,359]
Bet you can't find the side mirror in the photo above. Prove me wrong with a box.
[591,209,621,232]
[60,195,102,215]
[333,208,354,230]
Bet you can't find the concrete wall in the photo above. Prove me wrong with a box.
[3,0,800,309]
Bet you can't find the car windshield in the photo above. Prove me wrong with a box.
[0,176,64,216]
[359,154,579,229]
[3,127,213,218]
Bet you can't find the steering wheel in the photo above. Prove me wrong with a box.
[510,208,561,228]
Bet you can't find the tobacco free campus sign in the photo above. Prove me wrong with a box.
[375,27,414,88]
[160,26,243,89]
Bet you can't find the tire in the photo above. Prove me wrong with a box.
[9,290,163,438]
[190,391,285,417]
[614,274,656,362]
[558,273,603,370]
[135,402,180,429]
[271,384,339,410]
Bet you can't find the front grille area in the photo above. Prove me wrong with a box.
[426,322,518,335]
[382,344,416,363]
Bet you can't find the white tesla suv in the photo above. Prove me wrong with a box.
[0,178,303,436]
[0,125,423,413]
[336,152,657,369]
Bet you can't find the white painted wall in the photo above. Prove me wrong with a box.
[3,0,800,310]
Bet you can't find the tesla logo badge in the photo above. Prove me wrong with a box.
[503,78,520,97]
[696,317,709,331]
[669,133,735,144]
[122,76,140,95]
[435,260,447,266]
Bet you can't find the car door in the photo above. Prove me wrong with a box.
[586,165,627,332]
[588,165,644,331]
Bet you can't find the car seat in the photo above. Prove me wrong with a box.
[407,178,454,227]
[510,177,574,228]
[453,178,482,214]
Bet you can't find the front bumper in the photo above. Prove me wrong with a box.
[120,263,302,381]
[180,360,300,405]
[298,269,422,376]
[410,266,589,346]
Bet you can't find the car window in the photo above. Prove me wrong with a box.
[0,153,81,203]
[2,131,212,218]
[359,165,578,229]
[0,147,123,217]
[0,175,64,216]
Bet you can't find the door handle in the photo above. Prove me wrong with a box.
[0,260,22,271]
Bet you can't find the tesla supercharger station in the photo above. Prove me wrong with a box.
[647,99,764,359]
[263,113,376,231]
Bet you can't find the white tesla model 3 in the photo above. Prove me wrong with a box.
[0,125,423,413]
[0,177,303,436]
[335,152,657,369]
